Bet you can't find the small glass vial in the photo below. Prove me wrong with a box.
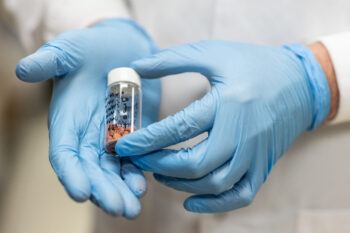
[105,67,142,155]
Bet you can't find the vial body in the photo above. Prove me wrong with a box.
[105,81,141,154]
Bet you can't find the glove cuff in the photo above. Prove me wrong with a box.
[283,44,331,130]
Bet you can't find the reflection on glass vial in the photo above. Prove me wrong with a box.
[105,68,142,154]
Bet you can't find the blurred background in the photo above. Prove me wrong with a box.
[0,21,94,233]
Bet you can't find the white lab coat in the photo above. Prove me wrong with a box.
[2,0,350,233]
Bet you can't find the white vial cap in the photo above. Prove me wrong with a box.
[108,67,141,87]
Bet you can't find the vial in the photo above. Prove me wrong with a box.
[105,67,142,155]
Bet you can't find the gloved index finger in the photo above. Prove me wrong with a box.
[131,41,213,79]
[116,91,217,157]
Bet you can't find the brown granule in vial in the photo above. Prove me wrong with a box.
[105,124,132,154]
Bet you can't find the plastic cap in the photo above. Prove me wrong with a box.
[107,67,141,86]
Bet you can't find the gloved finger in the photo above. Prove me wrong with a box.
[77,117,126,216]
[121,159,147,198]
[98,111,147,200]
[153,134,256,194]
[100,151,121,174]
[116,90,216,157]
[99,145,142,218]
[183,172,259,213]
[129,92,244,179]
[131,41,214,79]
[100,153,142,219]
[79,145,125,216]
[153,143,251,194]
[16,43,82,83]
[49,116,91,202]
[110,171,142,219]
[130,140,219,179]
[129,139,206,178]
[49,146,91,202]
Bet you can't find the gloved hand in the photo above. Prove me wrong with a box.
[15,18,161,218]
[116,41,330,213]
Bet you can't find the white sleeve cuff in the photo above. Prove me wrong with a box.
[320,32,350,125]
[44,0,131,41]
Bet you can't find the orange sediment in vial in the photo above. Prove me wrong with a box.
[105,124,132,154]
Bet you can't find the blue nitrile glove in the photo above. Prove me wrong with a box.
[15,19,161,218]
[116,41,330,213]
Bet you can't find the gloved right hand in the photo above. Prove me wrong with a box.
[15,18,161,218]
[116,41,330,213]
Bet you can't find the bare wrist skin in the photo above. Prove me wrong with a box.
[308,42,339,121]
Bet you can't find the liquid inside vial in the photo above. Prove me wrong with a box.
[105,82,140,154]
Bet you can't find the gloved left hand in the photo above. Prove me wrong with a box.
[116,41,330,213]
[15,18,161,218]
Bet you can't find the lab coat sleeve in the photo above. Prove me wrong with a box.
[320,32,350,125]
[3,0,131,52]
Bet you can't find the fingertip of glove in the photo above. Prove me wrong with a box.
[15,51,52,83]
[121,163,147,198]
[130,58,156,76]
[130,181,147,198]
[115,138,131,157]
[54,159,91,202]
[123,202,141,220]
[15,58,32,82]
[98,193,125,217]
[65,185,91,203]
[105,208,124,217]
[116,130,150,156]
[15,55,41,83]
[90,195,123,217]
[183,197,205,213]
[124,176,147,198]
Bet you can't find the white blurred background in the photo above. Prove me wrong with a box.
[0,22,94,233]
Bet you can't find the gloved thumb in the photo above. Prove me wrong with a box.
[16,44,82,83]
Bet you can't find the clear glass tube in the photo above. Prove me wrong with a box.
[105,81,141,154]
